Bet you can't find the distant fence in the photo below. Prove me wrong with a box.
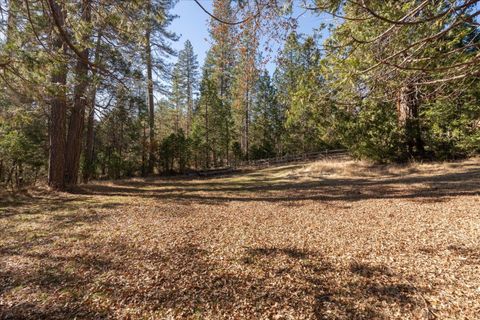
[238,149,349,168]
[197,149,349,177]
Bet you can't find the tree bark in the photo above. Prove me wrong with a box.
[142,122,147,176]
[83,32,102,183]
[146,2,155,174]
[83,86,96,182]
[397,84,425,157]
[186,72,193,135]
[244,81,250,160]
[64,0,91,186]
[205,97,210,168]
[0,160,3,183]
[47,0,68,190]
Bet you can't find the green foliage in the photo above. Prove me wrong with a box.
[422,87,480,159]
[191,73,233,168]
[337,103,403,162]
[158,130,191,173]
[1,0,479,189]
[94,92,145,179]
[158,134,175,173]
[250,71,282,159]
[319,0,480,161]
[231,141,243,164]
[274,34,341,155]
[169,41,199,135]
[0,108,47,187]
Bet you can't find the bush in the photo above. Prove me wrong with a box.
[158,130,191,174]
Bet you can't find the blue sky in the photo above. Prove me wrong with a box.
[169,0,326,74]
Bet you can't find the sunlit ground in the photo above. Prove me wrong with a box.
[1,158,479,319]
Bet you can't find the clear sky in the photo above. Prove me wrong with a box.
[169,0,327,74]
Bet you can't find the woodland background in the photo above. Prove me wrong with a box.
[0,0,479,190]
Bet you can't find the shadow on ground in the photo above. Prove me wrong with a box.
[1,160,478,318]
[73,164,480,206]
[0,239,437,319]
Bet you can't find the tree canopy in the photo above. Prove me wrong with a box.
[0,0,479,190]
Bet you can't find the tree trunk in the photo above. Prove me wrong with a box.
[186,75,193,135]
[142,124,147,176]
[175,102,180,133]
[205,99,210,168]
[0,160,4,183]
[244,82,250,160]
[64,0,91,186]
[146,2,155,174]
[397,84,425,157]
[83,88,96,183]
[83,32,102,183]
[47,0,68,190]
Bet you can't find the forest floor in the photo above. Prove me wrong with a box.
[1,158,479,319]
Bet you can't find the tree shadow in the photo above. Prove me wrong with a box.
[1,161,477,318]
[0,224,439,320]
[0,192,122,220]
[0,195,119,319]
[72,165,480,207]
[239,246,428,319]
[446,245,480,264]
[419,244,480,265]
[246,246,312,259]
[349,261,394,278]
[0,250,113,319]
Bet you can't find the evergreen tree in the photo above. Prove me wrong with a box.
[322,0,480,160]
[201,0,238,164]
[250,70,283,159]
[274,32,302,115]
[169,40,200,135]
[191,59,235,169]
[143,0,178,174]
[176,40,199,135]
[170,63,185,134]
[233,18,259,159]
[1,0,479,188]
[274,33,329,154]
[285,36,326,154]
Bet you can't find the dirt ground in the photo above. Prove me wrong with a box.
[1,158,479,319]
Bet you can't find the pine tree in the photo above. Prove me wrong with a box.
[64,0,92,186]
[203,0,238,164]
[250,70,283,159]
[170,63,185,133]
[233,18,259,160]
[143,0,178,174]
[322,0,480,159]
[169,41,199,136]
[176,40,199,135]
[285,36,324,154]
[274,32,302,116]
[47,0,69,190]
[274,32,316,154]
[83,32,103,183]
[191,71,218,168]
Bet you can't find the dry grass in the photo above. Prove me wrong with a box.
[1,158,479,319]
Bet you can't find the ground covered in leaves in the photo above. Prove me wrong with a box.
[1,158,479,319]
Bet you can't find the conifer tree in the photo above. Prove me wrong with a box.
[176,40,199,135]
[233,18,259,160]
[143,0,178,174]
[197,0,238,165]
[250,70,283,159]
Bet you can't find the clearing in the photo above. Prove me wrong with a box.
[1,158,479,319]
